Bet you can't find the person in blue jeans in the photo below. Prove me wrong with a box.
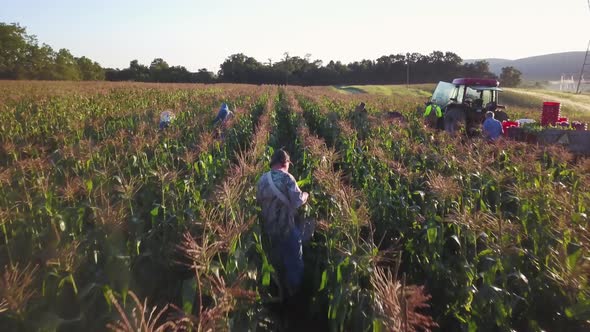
[256,149,309,296]
[482,111,503,142]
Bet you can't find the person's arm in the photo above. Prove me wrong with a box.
[287,175,308,209]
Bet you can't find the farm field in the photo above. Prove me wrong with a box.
[502,89,590,122]
[0,81,589,331]
[335,84,590,124]
[332,85,433,99]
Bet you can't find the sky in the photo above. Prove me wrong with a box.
[1,0,588,72]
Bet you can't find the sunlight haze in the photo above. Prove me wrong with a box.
[1,0,588,71]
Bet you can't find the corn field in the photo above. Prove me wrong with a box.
[0,81,589,332]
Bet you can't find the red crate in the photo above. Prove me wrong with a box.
[541,102,561,126]
[502,121,518,136]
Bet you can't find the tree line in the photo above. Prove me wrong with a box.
[1,22,521,86]
[0,23,104,80]
[107,52,498,85]
[213,52,497,85]
[104,59,216,83]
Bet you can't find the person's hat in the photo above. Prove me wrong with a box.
[270,149,291,167]
[160,110,174,122]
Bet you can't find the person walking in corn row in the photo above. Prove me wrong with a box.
[256,149,309,297]
[349,102,370,140]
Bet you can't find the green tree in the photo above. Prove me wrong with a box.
[54,49,81,80]
[218,53,262,83]
[193,68,214,83]
[1,22,104,81]
[463,60,496,79]
[27,44,57,80]
[129,59,149,81]
[500,66,522,87]
[77,56,104,80]
[0,23,29,78]
[167,65,191,82]
[149,58,170,82]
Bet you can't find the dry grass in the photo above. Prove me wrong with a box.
[180,148,198,167]
[0,297,8,313]
[106,291,176,332]
[542,145,575,164]
[46,240,80,273]
[426,172,461,201]
[371,266,437,332]
[337,119,356,139]
[59,175,85,203]
[366,138,411,178]
[178,230,225,274]
[574,157,590,174]
[1,141,17,160]
[574,158,590,189]
[0,263,39,316]
[114,174,143,203]
[153,166,179,185]
[93,196,129,231]
[0,207,11,228]
[172,274,257,332]
[546,247,590,299]
[0,167,13,186]
[15,156,52,175]
[447,208,522,244]
[196,130,215,156]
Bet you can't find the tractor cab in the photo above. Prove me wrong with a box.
[430,78,507,134]
[431,78,502,111]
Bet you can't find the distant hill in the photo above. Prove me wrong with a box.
[465,52,586,81]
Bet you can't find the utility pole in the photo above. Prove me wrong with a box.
[575,0,590,93]
[405,60,410,88]
[576,40,590,94]
[284,52,290,86]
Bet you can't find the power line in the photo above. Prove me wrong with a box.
[575,0,590,93]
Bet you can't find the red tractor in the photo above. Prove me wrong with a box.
[430,78,508,134]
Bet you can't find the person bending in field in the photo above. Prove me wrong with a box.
[354,102,366,113]
[212,102,233,125]
[212,103,233,140]
[482,111,503,142]
[256,149,309,296]
[159,110,175,130]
